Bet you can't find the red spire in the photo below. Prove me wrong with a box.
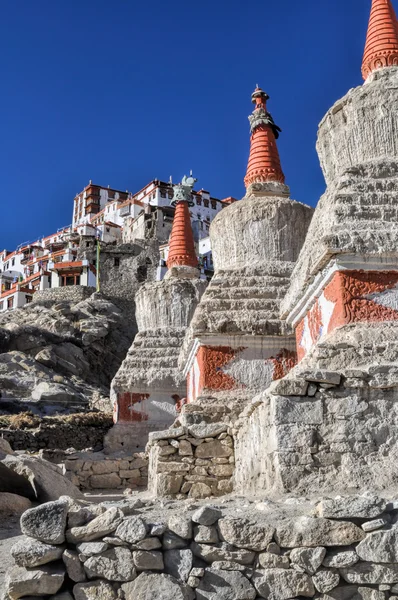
[167,200,198,269]
[244,87,285,189]
[362,0,398,80]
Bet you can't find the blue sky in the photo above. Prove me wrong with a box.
[0,0,369,250]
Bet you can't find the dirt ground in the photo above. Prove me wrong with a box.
[0,515,22,596]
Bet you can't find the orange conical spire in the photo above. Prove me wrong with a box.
[362,0,398,80]
[167,177,198,269]
[244,87,285,188]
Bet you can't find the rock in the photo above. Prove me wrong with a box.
[0,463,36,500]
[84,547,136,581]
[212,561,246,571]
[258,552,290,569]
[341,563,398,584]
[361,518,388,532]
[275,517,365,547]
[195,440,233,458]
[115,516,147,544]
[188,424,228,438]
[90,473,121,489]
[21,499,68,544]
[149,428,186,442]
[218,517,274,551]
[321,586,386,600]
[323,550,359,568]
[304,371,341,385]
[194,525,219,543]
[178,441,193,456]
[163,531,187,550]
[62,549,86,582]
[252,568,315,600]
[156,474,184,496]
[168,515,193,539]
[317,496,386,519]
[269,378,309,396]
[49,593,74,600]
[11,536,63,568]
[196,568,256,600]
[191,542,256,565]
[133,550,164,570]
[5,565,64,599]
[135,537,162,550]
[100,497,144,516]
[67,507,124,543]
[356,529,398,562]
[164,549,193,582]
[313,569,340,593]
[122,572,194,600]
[290,547,326,574]
[192,506,222,526]
[3,455,83,502]
[73,580,118,600]
[76,542,108,556]
[0,438,13,458]
[0,492,32,514]
[188,483,212,499]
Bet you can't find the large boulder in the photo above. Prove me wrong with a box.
[122,572,194,600]
[0,463,36,500]
[196,569,256,600]
[0,492,32,514]
[11,536,64,567]
[5,565,64,599]
[2,455,83,502]
[20,499,68,544]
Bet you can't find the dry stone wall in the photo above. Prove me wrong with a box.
[64,452,148,491]
[6,493,398,600]
[32,287,96,305]
[147,423,234,499]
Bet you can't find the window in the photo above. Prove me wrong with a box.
[211,200,217,210]
[25,295,32,304]
[11,259,15,266]
[106,228,110,233]
[86,242,90,247]
[114,257,120,267]
[204,199,209,208]
[196,197,202,205]
[7,296,14,309]
[160,191,166,198]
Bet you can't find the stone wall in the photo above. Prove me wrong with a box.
[6,492,398,600]
[0,421,112,452]
[32,286,95,305]
[147,423,234,499]
[64,451,148,491]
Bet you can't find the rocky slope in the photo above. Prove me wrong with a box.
[0,293,135,416]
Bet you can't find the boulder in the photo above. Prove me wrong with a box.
[313,569,340,593]
[252,568,315,600]
[290,546,326,574]
[317,496,386,519]
[323,550,359,568]
[2,455,83,502]
[0,492,32,514]
[62,549,86,583]
[0,438,13,458]
[321,586,386,600]
[66,507,123,543]
[187,424,228,438]
[115,516,147,544]
[191,542,255,565]
[163,531,188,550]
[76,542,108,557]
[194,525,219,543]
[132,550,164,570]
[275,517,365,547]
[356,529,398,562]
[122,572,194,600]
[164,549,193,582]
[258,553,290,569]
[21,499,68,544]
[73,580,118,600]
[11,536,63,567]
[5,565,64,599]
[340,563,398,584]
[192,506,222,526]
[218,517,274,551]
[196,568,256,600]
[168,515,193,540]
[84,547,136,581]
[0,463,35,500]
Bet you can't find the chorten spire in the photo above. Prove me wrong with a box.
[167,174,198,270]
[244,87,285,189]
[362,0,398,80]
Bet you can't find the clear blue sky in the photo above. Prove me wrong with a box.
[0,0,369,251]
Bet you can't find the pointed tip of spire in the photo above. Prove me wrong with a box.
[362,0,398,80]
